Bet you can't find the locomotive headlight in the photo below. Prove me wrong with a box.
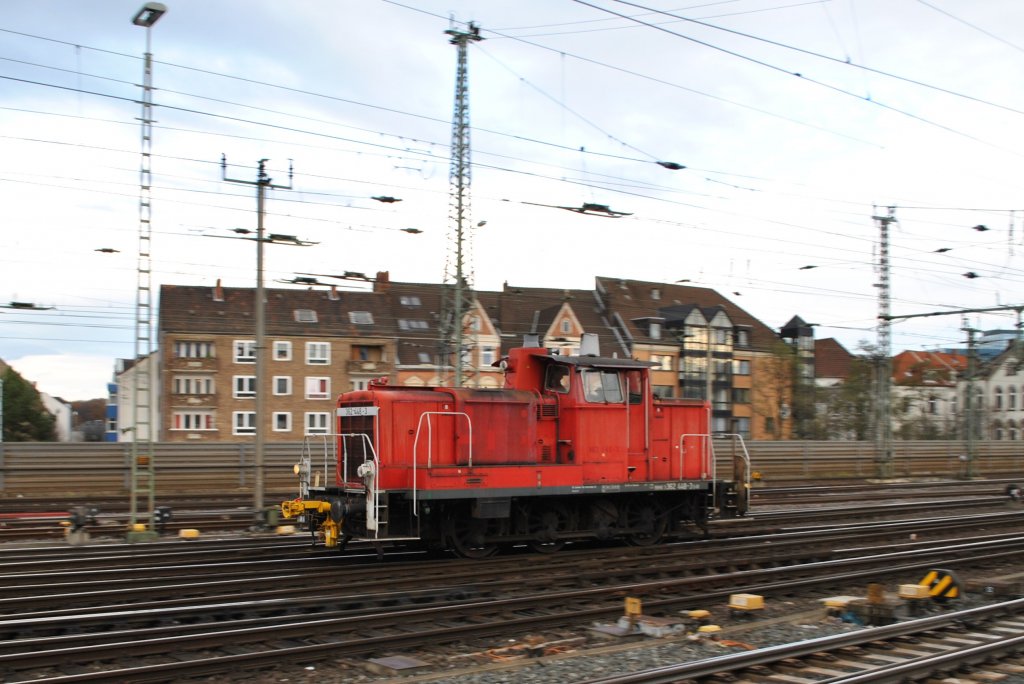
[293,463,301,475]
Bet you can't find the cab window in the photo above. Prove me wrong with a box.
[545,365,570,393]
[582,370,623,403]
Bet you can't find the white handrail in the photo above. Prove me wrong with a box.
[711,432,752,492]
[678,432,713,481]
[411,411,473,513]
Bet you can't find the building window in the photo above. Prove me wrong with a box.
[174,340,214,358]
[651,288,661,301]
[561,319,571,334]
[765,417,775,433]
[234,340,256,363]
[348,311,374,325]
[172,410,214,431]
[233,375,256,398]
[398,319,429,330]
[734,417,751,439]
[712,417,729,433]
[172,375,214,395]
[1010,387,1017,411]
[272,412,291,432]
[305,377,331,400]
[470,316,481,332]
[400,295,421,306]
[927,396,938,414]
[480,346,496,367]
[273,376,292,396]
[735,329,750,347]
[649,322,661,340]
[734,360,751,376]
[294,309,318,323]
[995,387,1004,410]
[732,388,751,404]
[305,412,330,435]
[306,341,330,365]
[417,352,432,364]
[273,341,292,361]
[233,411,256,435]
[351,378,369,391]
[651,355,672,371]
[715,359,732,382]
[652,385,674,398]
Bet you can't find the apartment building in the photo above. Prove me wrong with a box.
[152,275,801,443]
[159,282,396,442]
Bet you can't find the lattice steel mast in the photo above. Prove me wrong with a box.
[441,21,483,387]
[128,2,167,542]
[873,206,896,479]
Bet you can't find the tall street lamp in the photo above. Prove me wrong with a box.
[128,1,166,544]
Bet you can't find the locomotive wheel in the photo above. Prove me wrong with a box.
[526,503,573,553]
[623,499,666,546]
[446,515,500,559]
[587,499,618,540]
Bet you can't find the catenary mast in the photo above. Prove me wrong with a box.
[441,21,483,387]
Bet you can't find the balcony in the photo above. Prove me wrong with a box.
[170,394,217,408]
[346,359,395,374]
[167,356,219,372]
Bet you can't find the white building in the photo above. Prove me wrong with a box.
[115,352,161,442]
[976,343,1023,441]
[39,392,74,442]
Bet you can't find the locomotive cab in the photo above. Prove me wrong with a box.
[283,338,750,556]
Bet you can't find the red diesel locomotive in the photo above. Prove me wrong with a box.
[282,338,750,557]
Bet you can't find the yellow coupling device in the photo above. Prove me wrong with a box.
[321,518,340,547]
[280,498,332,519]
[280,499,344,547]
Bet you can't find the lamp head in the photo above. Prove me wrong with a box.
[132,2,167,27]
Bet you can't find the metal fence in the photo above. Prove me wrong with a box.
[0,440,1021,498]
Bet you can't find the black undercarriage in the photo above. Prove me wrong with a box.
[303,485,744,558]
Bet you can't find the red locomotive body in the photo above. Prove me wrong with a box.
[283,343,749,557]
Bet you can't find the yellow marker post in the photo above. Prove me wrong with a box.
[625,597,642,617]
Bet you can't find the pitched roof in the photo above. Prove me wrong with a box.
[814,338,854,380]
[159,284,394,338]
[493,285,617,354]
[594,276,780,351]
[891,350,967,386]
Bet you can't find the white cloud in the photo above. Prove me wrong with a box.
[8,354,112,402]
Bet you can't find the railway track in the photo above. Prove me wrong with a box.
[583,598,1024,683]
[0,478,1016,543]
[2,507,1024,682]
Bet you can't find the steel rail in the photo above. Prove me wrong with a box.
[580,598,1024,683]
[4,536,1024,681]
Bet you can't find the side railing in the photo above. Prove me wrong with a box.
[677,432,752,514]
[679,432,713,481]
[297,435,336,498]
[712,433,753,513]
[411,411,473,513]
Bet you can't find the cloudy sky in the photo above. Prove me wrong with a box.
[2,0,1022,400]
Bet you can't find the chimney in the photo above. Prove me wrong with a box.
[580,332,600,357]
[373,271,390,293]
[328,285,339,301]
[213,278,224,302]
